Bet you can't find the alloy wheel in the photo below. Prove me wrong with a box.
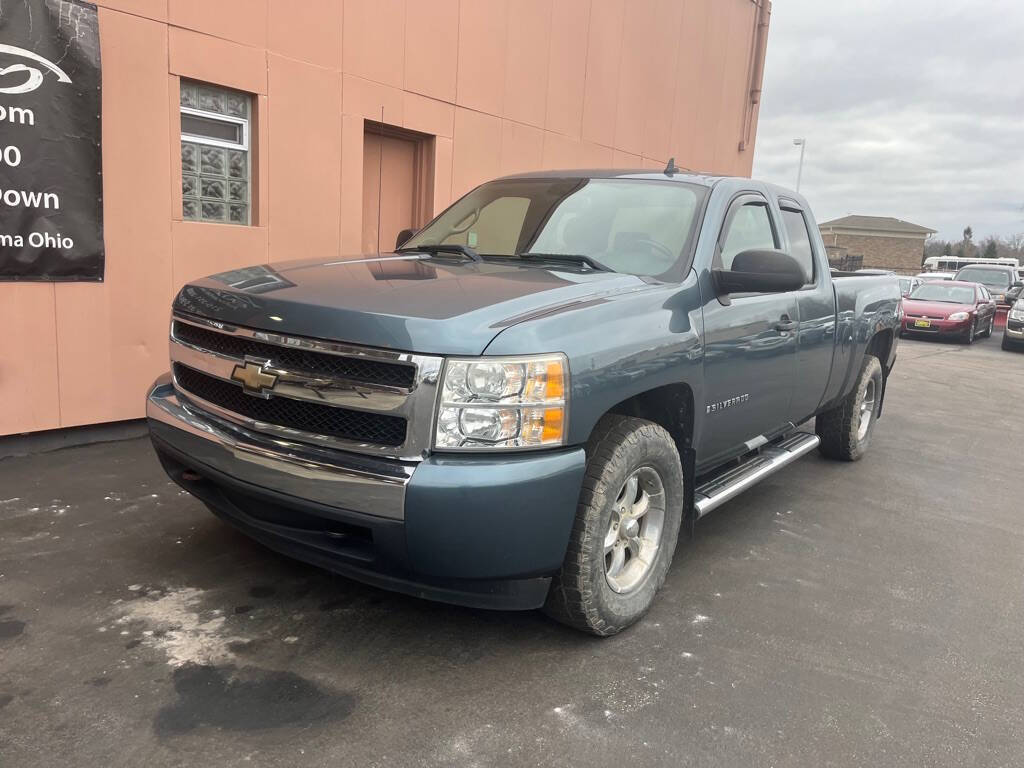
[857,378,876,442]
[604,466,666,594]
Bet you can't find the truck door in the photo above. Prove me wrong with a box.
[698,193,799,468]
[777,200,835,423]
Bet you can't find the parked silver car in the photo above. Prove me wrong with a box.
[1003,297,1024,351]
[898,276,923,297]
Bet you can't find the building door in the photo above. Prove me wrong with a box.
[362,125,432,254]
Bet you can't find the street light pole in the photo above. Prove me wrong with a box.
[793,138,806,192]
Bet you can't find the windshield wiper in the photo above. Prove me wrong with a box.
[397,244,482,263]
[517,252,615,273]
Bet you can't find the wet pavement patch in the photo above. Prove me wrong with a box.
[318,595,357,612]
[248,586,275,599]
[0,619,26,640]
[0,693,12,710]
[153,664,356,737]
[227,639,259,655]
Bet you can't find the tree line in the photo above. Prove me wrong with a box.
[923,226,1024,263]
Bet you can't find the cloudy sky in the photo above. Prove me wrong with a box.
[752,0,1024,242]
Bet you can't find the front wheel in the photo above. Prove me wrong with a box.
[964,321,976,344]
[816,355,883,461]
[983,316,994,338]
[544,415,684,636]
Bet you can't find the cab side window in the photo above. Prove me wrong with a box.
[720,202,776,270]
[780,207,815,283]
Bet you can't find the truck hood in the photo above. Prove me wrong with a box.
[172,254,652,355]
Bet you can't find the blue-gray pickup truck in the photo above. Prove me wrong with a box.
[147,169,899,635]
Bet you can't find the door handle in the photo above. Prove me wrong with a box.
[775,316,797,332]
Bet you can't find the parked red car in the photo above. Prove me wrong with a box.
[901,280,997,344]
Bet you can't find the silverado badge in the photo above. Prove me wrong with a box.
[231,360,278,397]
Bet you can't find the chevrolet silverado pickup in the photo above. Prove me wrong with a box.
[147,170,899,636]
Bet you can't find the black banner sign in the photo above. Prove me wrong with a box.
[0,0,103,281]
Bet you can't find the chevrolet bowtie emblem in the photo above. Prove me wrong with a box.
[231,360,278,396]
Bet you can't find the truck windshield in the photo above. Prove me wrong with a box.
[955,267,1010,289]
[400,178,707,279]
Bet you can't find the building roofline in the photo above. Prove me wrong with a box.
[819,214,936,235]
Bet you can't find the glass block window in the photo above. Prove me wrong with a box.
[180,80,252,226]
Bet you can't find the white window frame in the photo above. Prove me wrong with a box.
[180,106,249,151]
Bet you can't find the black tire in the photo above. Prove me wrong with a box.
[544,415,684,636]
[1003,334,1015,351]
[983,316,994,338]
[815,355,883,461]
[963,320,976,345]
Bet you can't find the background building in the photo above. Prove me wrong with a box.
[818,215,935,273]
[1,0,771,436]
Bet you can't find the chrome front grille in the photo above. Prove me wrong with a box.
[172,364,408,446]
[169,314,444,460]
[173,321,416,388]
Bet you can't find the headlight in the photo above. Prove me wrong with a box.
[947,311,969,321]
[1011,308,1024,321]
[435,354,567,450]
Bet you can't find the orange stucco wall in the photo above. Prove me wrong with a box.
[0,0,769,436]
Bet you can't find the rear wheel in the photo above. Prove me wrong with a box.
[544,415,683,636]
[816,355,883,461]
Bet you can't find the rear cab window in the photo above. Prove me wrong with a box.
[778,205,816,284]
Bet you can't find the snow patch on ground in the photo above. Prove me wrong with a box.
[116,586,245,667]
[15,531,51,543]
[427,723,508,767]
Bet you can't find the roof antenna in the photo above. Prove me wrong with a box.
[664,157,680,177]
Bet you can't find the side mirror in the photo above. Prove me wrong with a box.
[712,249,806,295]
[1012,281,1023,289]
[395,228,417,250]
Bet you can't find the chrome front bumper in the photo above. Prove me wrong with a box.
[147,372,587,609]
[146,375,412,520]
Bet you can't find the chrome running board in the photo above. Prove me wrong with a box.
[694,432,820,518]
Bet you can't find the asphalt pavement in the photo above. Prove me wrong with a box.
[2,332,1023,767]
